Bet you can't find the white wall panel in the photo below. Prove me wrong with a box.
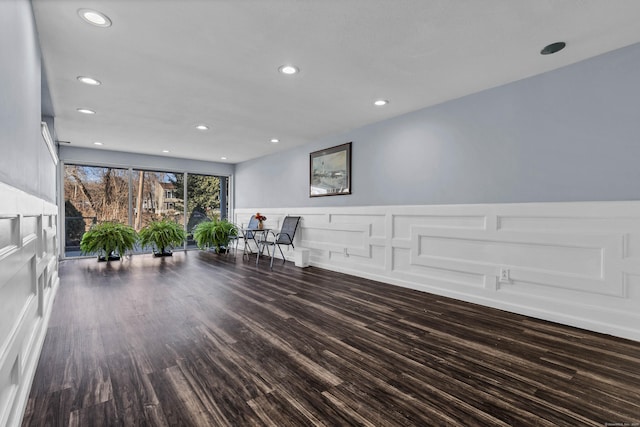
[0,182,58,427]
[235,201,640,342]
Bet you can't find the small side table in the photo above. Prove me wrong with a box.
[240,228,271,259]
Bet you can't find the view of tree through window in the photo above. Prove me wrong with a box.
[132,170,182,231]
[63,164,227,257]
[64,165,129,256]
[173,173,222,248]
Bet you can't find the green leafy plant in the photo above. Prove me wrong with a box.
[139,219,186,256]
[79,221,138,261]
[192,219,238,253]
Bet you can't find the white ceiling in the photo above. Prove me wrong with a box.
[32,0,640,164]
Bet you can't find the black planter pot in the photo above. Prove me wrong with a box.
[153,250,173,257]
[204,246,228,254]
[98,253,121,262]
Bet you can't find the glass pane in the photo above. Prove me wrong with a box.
[131,170,184,253]
[178,173,222,248]
[63,164,129,257]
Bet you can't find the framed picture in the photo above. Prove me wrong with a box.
[309,142,352,197]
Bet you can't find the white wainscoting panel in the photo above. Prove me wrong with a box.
[0,182,59,427]
[235,201,640,342]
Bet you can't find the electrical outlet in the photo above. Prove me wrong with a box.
[499,267,510,283]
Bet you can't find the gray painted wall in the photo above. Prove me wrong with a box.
[0,2,57,425]
[0,0,56,203]
[235,42,640,208]
[59,146,234,177]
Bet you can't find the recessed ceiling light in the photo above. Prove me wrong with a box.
[78,9,112,27]
[77,76,101,86]
[93,142,103,146]
[270,138,280,143]
[540,42,566,55]
[195,124,209,131]
[278,65,299,75]
[77,108,96,114]
[374,99,389,106]
[162,150,170,153]
[220,156,227,160]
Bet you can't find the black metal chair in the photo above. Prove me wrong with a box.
[242,215,260,257]
[257,216,301,269]
[226,222,241,257]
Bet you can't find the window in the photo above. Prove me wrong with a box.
[62,165,229,257]
[132,170,181,231]
[63,165,129,257]
[184,173,222,248]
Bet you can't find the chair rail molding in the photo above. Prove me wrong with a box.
[0,181,59,427]
[235,201,640,342]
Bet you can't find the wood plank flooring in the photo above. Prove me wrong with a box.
[22,251,640,426]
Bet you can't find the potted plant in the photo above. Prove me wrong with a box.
[138,219,186,257]
[79,221,138,261]
[193,219,238,253]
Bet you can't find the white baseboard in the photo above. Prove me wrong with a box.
[235,201,640,342]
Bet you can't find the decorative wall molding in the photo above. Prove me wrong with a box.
[0,182,59,427]
[235,201,640,342]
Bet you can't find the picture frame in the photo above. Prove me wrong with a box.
[309,142,352,197]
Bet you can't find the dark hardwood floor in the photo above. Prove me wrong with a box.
[22,251,640,426]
